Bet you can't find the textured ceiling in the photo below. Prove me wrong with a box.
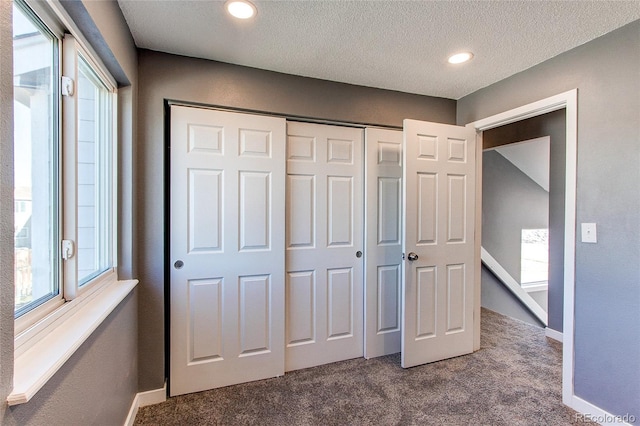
[117,1,640,99]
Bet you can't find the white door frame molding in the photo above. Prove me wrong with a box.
[468,89,578,410]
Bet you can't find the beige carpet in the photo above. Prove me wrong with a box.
[135,309,579,425]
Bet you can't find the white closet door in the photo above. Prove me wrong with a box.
[169,105,286,396]
[364,128,403,358]
[401,119,477,368]
[285,122,364,371]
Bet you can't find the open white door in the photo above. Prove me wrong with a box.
[401,119,477,368]
[169,106,286,396]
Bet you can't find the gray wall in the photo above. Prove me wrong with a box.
[482,150,549,282]
[136,49,456,391]
[0,1,140,423]
[458,20,640,421]
[482,109,566,333]
[2,292,138,426]
[481,267,544,327]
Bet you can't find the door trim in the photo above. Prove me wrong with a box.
[467,89,577,409]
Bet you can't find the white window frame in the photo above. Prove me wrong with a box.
[61,33,118,300]
[15,0,118,332]
[13,0,65,336]
[13,0,118,336]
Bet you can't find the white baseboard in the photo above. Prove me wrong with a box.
[124,395,139,426]
[124,382,167,426]
[567,394,636,425]
[545,327,563,343]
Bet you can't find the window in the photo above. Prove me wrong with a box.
[13,0,117,328]
[13,0,60,318]
[15,200,29,213]
[8,0,136,406]
[520,228,549,286]
[76,57,113,285]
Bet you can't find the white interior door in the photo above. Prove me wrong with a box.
[364,128,403,358]
[285,122,364,371]
[401,119,477,368]
[169,105,286,396]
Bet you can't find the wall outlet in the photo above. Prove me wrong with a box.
[581,223,597,243]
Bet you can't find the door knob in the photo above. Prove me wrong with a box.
[356,251,363,258]
[407,252,419,261]
[174,260,184,269]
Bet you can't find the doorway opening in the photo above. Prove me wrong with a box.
[470,89,578,405]
[480,109,565,331]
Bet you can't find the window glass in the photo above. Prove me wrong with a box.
[76,57,112,285]
[13,2,60,317]
[521,229,549,285]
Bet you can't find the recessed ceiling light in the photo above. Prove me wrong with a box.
[225,0,257,19]
[448,52,474,64]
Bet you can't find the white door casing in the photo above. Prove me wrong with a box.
[469,89,577,407]
[285,122,364,371]
[401,119,477,368]
[364,128,403,358]
[169,106,286,396]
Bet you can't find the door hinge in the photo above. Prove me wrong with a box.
[61,239,75,260]
[61,76,74,97]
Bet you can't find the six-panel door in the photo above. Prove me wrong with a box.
[401,119,476,368]
[364,128,403,358]
[169,106,286,396]
[285,122,364,371]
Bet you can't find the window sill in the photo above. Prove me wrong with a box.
[8,277,137,406]
[522,281,548,293]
